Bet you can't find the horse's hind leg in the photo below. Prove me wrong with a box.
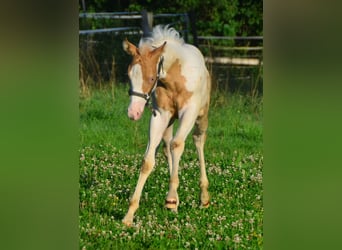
[193,111,210,208]
[162,123,174,175]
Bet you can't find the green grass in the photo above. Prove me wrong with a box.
[79,85,263,249]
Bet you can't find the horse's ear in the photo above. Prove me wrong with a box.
[123,38,139,56]
[152,41,167,58]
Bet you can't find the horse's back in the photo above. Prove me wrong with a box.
[179,43,210,94]
[182,44,207,68]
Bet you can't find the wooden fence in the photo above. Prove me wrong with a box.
[79,11,263,93]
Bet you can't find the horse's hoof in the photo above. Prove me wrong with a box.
[200,201,210,208]
[165,199,178,209]
[122,217,133,227]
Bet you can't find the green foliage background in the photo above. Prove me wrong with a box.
[79,0,263,36]
[79,0,263,94]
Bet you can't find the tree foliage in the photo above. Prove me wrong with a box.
[79,0,262,36]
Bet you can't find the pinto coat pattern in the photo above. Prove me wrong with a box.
[122,25,211,226]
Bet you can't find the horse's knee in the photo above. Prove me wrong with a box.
[170,139,184,153]
[193,131,207,147]
[141,159,154,174]
[193,117,208,141]
[199,179,209,189]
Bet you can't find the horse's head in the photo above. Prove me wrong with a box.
[123,39,166,120]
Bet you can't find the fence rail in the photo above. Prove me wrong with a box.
[204,57,261,66]
[79,27,141,35]
[198,36,263,40]
[79,12,188,19]
[79,12,141,19]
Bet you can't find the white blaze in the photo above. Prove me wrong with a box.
[128,64,147,120]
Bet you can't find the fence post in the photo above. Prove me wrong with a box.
[188,11,198,47]
[141,9,153,37]
[183,14,189,43]
[81,0,86,12]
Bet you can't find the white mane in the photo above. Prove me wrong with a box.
[139,25,185,48]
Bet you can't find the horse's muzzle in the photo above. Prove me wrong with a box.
[128,101,145,121]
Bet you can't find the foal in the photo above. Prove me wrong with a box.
[122,25,211,226]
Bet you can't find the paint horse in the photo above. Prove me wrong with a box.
[122,25,211,226]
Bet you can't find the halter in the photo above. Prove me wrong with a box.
[128,56,164,116]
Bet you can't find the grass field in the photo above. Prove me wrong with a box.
[79,85,263,249]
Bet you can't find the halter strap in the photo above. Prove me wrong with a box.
[128,56,164,116]
[128,89,150,101]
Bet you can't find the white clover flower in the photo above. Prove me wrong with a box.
[233,234,242,243]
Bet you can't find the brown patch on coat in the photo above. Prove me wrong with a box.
[156,59,193,114]
[123,39,166,94]
[155,87,176,116]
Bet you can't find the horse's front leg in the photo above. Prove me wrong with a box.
[122,111,171,226]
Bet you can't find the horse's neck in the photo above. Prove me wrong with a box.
[163,42,182,67]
